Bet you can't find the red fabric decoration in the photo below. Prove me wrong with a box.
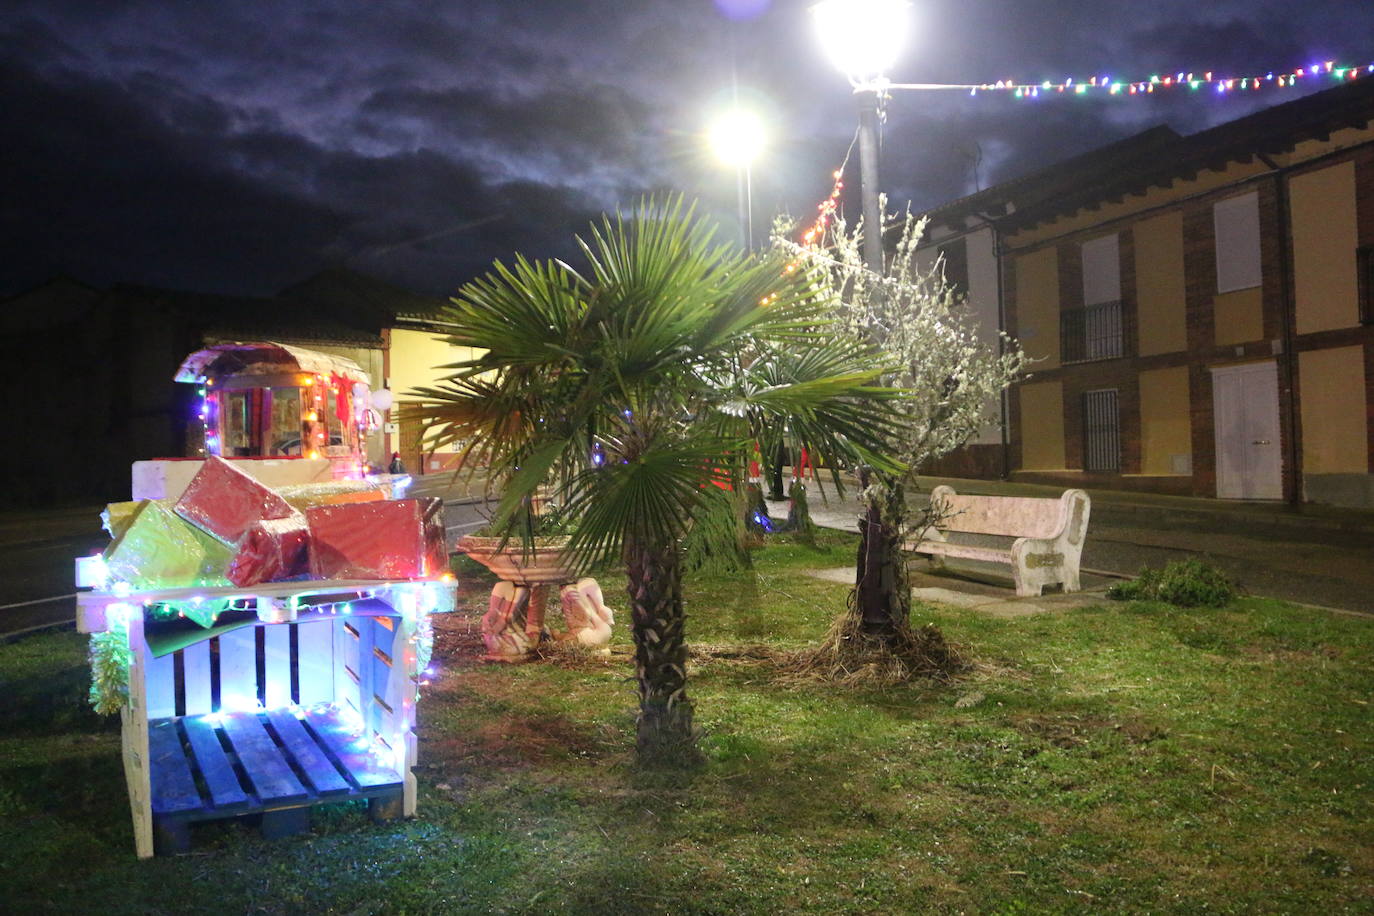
[331,372,350,431]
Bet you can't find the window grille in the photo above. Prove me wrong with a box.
[1082,389,1120,472]
[1061,300,1124,363]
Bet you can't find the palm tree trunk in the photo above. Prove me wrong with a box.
[854,467,910,642]
[625,537,698,761]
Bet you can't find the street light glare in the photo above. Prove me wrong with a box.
[811,0,911,83]
[708,108,766,167]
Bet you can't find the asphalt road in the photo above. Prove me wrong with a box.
[0,507,107,637]
[1081,510,1374,615]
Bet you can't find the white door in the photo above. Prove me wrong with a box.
[1211,361,1283,500]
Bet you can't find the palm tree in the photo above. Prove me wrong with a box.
[405,197,901,761]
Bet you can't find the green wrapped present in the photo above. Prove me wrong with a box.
[103,500,233,591]
[102,500,155,539]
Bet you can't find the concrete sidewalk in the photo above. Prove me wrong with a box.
[774,474,1374,616]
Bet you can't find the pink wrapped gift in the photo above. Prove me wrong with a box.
[307,498,447,580]
[227,516,311,587]
[174,456,296,546]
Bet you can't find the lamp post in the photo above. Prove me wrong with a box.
[711,105,787,493]
[708,106,767,249]
[812,0,912,639]
[810,0,911,273]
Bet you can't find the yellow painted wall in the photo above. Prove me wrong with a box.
[1015,248,1060,368]
[1291,161,1360,334]
[1019,381,1066,469]
[1213,287,1264,345]
[389,328,482,453]
[389,328,475,400]
[1299,347,1369,474]
[1138,366,1192,474]
[1134,211,1187,355]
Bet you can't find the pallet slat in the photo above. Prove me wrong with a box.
[182,642,212,715]
[146,652,176,719]
[218,628,258,711]
[296,619,334,706]
[182,716,250,809]
[265,709,351,796]
[147,720,201,814]
[263,625,292,709]
[219,713,308,803]
[306,707,401,789]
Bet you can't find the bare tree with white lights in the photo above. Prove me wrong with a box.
[777,204,1026,680]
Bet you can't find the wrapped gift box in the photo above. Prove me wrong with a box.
[103,500,234,590]
[308,498,447,580]
[226,515,311,587]
[276,480,389,512]
[174,456,296,546]
[103,499,160,539]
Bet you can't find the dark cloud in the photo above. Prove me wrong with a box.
[356,81,659,185]
[0,55,599,297]
[3,0,1374,297]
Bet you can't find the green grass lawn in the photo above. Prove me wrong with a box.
[1,530,1370,914]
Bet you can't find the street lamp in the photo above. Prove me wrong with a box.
[708,106,767,249]
[810,0,911,272]
[813,0,912,630]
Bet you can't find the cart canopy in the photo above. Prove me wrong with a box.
[174,341,370,386]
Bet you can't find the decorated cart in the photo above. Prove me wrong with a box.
[77,344,452,858]
[176,341,382,478]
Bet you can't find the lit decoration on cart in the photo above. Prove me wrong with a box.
[77,344,457,858]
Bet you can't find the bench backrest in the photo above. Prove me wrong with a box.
[928,486,1075,540]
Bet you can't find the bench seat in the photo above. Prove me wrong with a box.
[906,486,1091,597]
[912,541,1012,565]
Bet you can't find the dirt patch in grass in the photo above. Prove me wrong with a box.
[1239,643,1343,663]
[463,714,611,766]
[1013,713,1167,750]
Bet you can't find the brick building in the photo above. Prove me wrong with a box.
[922,76,1374,508]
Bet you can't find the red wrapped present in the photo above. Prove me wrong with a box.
[227,515,311,587]
[174,456,296,546]
[307,497,447,580]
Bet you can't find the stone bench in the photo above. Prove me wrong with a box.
[906,485,1091,597]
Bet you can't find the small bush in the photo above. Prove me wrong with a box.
[1106,558,1237,608]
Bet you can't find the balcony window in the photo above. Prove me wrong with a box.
[1061,299,1124,363]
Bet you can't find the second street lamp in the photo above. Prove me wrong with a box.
[708,106,766,250]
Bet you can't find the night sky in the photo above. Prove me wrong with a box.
[3,0,1371,299]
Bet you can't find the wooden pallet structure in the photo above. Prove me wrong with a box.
[77,577,453,857]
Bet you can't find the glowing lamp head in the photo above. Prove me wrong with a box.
[811,0,911,83]
[708,108,766,167]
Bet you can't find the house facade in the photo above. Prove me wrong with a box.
[922,77,1374,508]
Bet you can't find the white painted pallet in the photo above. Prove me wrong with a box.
[81,579,452,858]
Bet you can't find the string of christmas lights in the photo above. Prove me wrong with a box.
[777,57,1374,290]
[878,58,1374,99]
